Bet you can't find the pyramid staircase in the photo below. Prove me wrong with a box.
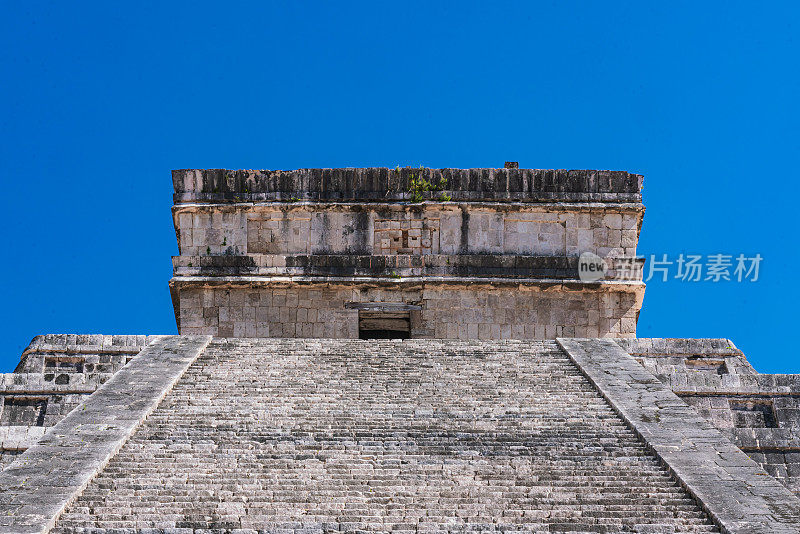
[53,339,718,533]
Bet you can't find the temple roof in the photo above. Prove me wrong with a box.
[172,168,644,204]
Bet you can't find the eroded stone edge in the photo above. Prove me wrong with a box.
[0,335,213,534]
[556,337,800,534]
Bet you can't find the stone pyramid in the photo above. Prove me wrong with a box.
[1,168,798,533]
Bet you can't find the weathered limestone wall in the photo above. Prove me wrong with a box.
[172,167,644,203]
[178,284,640,339]
[170,168,646,340]
[0,335,149,470]
[172,253,644,280]
[0,336,212,532]
[173,203,642,258]
[616,338,800,497]
[559,338,800,533]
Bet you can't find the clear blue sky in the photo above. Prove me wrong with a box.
[1,2,797,372]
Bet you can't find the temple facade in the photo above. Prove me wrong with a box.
[170,167,644,339]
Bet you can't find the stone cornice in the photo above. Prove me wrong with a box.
[173,168,643,204]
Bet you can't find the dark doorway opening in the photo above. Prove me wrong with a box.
[360,329,410,340]
[358,311,410,340]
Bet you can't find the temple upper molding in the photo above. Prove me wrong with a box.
[172,167,643,204]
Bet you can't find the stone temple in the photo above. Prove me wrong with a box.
[1,166,799,533]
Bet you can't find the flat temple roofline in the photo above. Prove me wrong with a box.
[173,168,643,203]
